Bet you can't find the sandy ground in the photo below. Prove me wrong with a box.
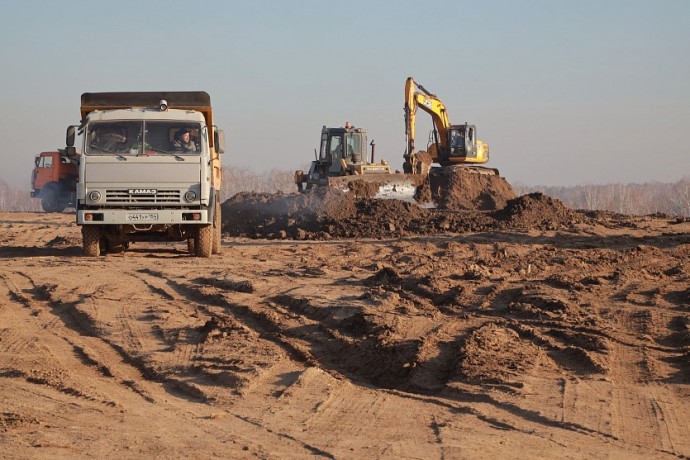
[1,206,689,459]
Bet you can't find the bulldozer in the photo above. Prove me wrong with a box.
[294,123,423,201]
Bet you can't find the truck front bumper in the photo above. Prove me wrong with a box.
[77,209,210,225]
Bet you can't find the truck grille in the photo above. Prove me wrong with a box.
[105,189,181,204]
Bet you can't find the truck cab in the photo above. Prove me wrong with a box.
[30,151,78,212]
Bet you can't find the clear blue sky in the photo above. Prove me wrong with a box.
[1,0,688,188]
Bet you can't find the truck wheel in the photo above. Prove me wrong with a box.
[212,201,222,255]
[195,225,213,258]
[41,183,66,213]
[82,226,101,257]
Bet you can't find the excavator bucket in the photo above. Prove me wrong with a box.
[326,173,428,203]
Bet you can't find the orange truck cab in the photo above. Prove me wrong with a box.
[30,151,78,212]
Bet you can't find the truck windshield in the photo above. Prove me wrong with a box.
[86,121,202,155]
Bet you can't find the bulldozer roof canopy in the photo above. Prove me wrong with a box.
[322,126,366,135]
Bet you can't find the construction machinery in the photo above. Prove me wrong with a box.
[64,91,225,257]
[293,78,501,208]
[403,76,496,176]
[295,123,422,200]
[31,150,78,212]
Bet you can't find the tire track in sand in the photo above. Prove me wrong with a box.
[0,269,159,405]
[606,307,690,456]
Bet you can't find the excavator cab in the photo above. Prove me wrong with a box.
[427,124,488,165]
[448,124,476,160]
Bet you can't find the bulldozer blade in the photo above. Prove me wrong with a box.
[327,174,427,203]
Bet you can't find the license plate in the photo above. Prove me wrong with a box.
[127,213,159,222]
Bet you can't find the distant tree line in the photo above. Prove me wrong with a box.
[220,167,296,197]
[2,173,688,217]
[0,180,41,212]
[512,177,690,217]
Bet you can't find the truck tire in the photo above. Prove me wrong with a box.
[212,201,222,255]
[82,226,101,257]
[195,225,213,258]
[41,183,66,213]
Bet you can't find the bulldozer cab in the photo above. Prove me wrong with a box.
[319,125,367,174]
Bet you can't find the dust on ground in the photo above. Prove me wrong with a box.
[1,173,689,458]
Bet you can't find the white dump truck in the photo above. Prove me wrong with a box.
[64,92,225,257]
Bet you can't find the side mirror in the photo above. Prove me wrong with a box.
[66,125,77,147]
[65,146,77,158]
[214,128,226,154]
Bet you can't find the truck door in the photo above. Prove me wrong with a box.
[33,153,55,190]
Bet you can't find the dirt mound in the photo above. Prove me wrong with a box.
[222,188,449,239]
[336,199,434,238]
[456,322,547,386]
[429,167,516,211]
[220,174,600,239]
[221,187,356,238]
[344,179,385,199]
[221,188,589,239]
[494,192,585,230]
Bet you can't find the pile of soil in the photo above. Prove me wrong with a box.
[338,199,434,237]
[221,177,591,239]
[494,192,585,230]
[344,179,385,199]
[428,167,516,211]
[221,187,356,238]
[456,322,546,386]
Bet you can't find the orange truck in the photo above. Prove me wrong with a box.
[30,150,78,212]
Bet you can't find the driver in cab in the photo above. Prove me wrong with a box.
[171,129,197,152]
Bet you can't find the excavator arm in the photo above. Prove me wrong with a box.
[404,77,451,160]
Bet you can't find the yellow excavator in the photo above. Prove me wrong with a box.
[403,76,498,176]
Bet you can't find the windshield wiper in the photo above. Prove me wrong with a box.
[151,149,186,161]
[89,144,127,160]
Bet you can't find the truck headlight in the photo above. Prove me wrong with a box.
[89,191,102,202]
[184,191,197,202]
